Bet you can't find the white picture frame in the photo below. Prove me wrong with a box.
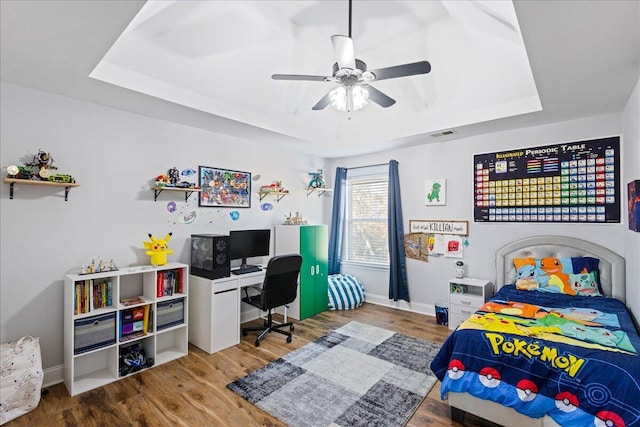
[425,179,446,206]
[409,220,469,236]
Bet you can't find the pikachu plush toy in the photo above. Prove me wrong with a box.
[143,233,174,266]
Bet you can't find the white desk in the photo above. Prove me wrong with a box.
[188,270,265,354]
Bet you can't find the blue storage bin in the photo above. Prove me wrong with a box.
[435,302,448,326]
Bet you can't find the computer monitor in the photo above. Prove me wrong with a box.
[229,229,271,268]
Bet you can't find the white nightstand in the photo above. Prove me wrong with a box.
[448,278,493,330]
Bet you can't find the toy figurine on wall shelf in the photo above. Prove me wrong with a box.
[307,169,325,189]
[48,174,76,183]
[259,181,288,194]
[153,169,200,189]
[8,165,34,180]
[143,233,173,266]
[154,174,170,187]
[6,149,77,182]
[284,211,307,225]
[28,149,58,179]
[168,167,180,185]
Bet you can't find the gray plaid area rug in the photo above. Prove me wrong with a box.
[227,321,441,427]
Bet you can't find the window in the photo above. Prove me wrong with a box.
[345,167,389,266]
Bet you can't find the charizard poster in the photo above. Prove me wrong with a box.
[474,137,620,223]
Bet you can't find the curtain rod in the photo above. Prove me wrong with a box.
[346,163,389,170]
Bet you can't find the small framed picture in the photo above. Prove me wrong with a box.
[199,166,251,208]
[425,179,446,206]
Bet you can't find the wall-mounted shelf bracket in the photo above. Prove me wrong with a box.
[259,191,289,202]
[305,187,333,198]
[4,178,79,201]
[153,186,201,202]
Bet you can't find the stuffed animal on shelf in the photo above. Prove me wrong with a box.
[143,233,173,266]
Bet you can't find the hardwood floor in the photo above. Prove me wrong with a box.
[7,303,500,426]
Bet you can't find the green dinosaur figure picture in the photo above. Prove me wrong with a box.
[426,180,445,205]
[427,182,441,202]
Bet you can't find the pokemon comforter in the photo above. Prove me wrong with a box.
[430,285,640,427]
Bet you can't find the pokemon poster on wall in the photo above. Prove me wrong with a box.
[425,179,446,206]
[199,166,251,208]
[474,136,620,223]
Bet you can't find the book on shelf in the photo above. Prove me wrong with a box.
[142,304,150,333]
[74,279,113,315]
[148,306,153,332]
[91,279,113,311]
[157,269,183,297]
[120,296,146,306]
[119,331,147,343]
[74,282,82,315]
[177,268,184,293]
[156,272,163,297]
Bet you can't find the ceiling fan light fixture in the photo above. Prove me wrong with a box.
[329,85,369,112]
[271,0,430,112]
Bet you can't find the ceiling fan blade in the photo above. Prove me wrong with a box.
[312,92,332,110]
[331,35,356,69]
[272,74,329,82]
[369,61,431,81]
[363,85,396,108]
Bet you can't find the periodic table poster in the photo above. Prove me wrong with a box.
[474,136,620,223]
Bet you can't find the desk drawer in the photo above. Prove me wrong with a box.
[211,279,238,294]
[449,303,477,318]
[450,312,472,330]
[238,274,264,289]
[449,293,483,307]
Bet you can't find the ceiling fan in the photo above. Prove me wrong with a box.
[272,0,431,113]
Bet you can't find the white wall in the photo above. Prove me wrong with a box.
[2,79,637,377]
[0,81,326,371]
[623,76,640,328]
[327,114,632,319]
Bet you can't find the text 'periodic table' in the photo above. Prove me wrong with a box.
[474,136,620,223]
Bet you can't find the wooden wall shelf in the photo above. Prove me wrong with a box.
[4,177,79,201]
[153,186,201,202]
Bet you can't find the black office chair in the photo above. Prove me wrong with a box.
[241,254,303,347]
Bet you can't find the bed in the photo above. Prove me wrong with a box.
[430,236,639,427]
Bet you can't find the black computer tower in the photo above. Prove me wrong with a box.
[190,234,230,279]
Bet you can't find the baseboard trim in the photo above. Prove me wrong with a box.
[44,298,434,390]
[364,293,436,318]
[43,364,64,388]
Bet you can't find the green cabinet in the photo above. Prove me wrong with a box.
[275,225,328,320]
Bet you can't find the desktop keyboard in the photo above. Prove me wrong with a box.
[232,265,262,275]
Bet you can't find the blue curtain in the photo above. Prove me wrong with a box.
[388,160,410,302]
[328,167,347,275]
